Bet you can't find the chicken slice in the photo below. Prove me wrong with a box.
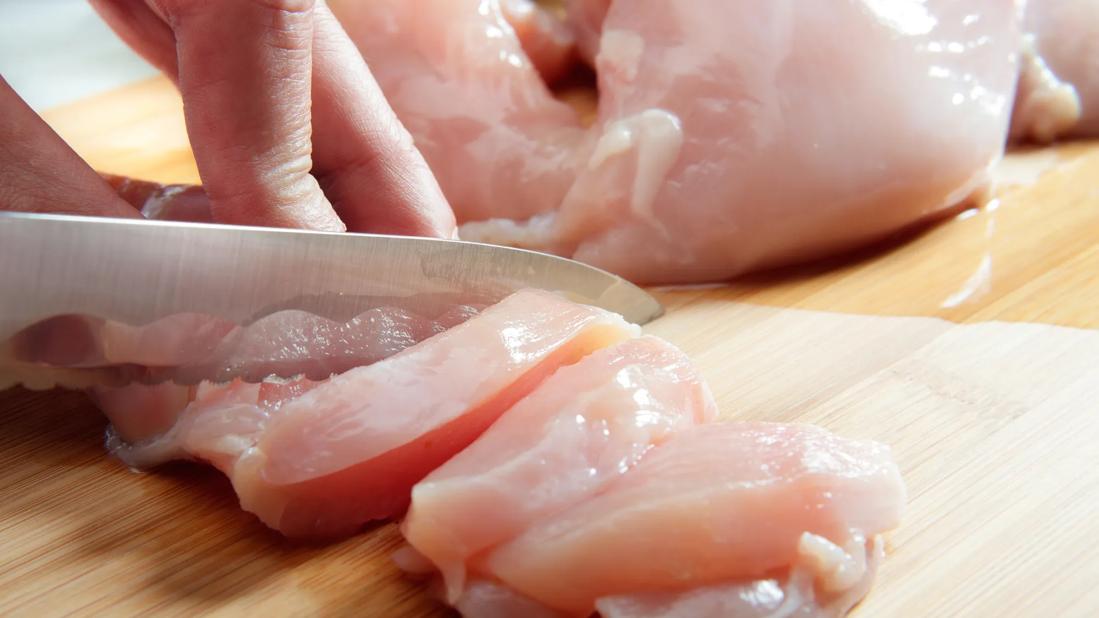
[97,289,638,537]
[401,335,718,600]
[479,422,905,615]
[595,536,884,618]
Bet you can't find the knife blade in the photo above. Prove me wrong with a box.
[0,212,662,388]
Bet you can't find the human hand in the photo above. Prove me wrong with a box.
[0,0,456,237]
[0,75,144,219]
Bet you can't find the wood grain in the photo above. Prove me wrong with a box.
[3,76,1098,617]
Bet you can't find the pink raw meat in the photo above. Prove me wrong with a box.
[329,0,587,223]
[1012,0,1099,141]
[97,289,638,537]
[473,422,904,615]
[329,1,1019,284]
[564,0,610,64]
[502,0,577,86]
[464,0,1020,283]
[401,335,717,600]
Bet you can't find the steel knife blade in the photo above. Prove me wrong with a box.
[0,212,662,387]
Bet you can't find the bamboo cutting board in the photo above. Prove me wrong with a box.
[2,76,1099,617]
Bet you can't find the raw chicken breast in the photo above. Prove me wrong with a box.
[1012,0,1099,141]
[328,0,586,222]
[453,580,570,618]
[464,0,1020,283]
[564,0,610,64]
[594,537,883,618]
[91,381,195,444]
[475,422,904,616]
[502,0,577,86]
[102,174,213,223]
[455,537,882,618]
[401,335,718,600]
[103,378,318,466]
[101,289,638,537]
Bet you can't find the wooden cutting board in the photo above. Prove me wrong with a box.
[2,76,1098,617]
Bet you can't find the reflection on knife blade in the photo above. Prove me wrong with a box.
[1,293,486,390]
[0,213,663,388]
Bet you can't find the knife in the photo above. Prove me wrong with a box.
[0,212,662,388]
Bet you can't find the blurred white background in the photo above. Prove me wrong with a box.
[0,0,155,110]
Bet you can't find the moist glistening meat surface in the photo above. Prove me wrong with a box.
[96,289,638,538]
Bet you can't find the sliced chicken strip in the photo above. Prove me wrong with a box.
[401,336,717,600]
[483,422,905,615]
[97,290,637,538]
